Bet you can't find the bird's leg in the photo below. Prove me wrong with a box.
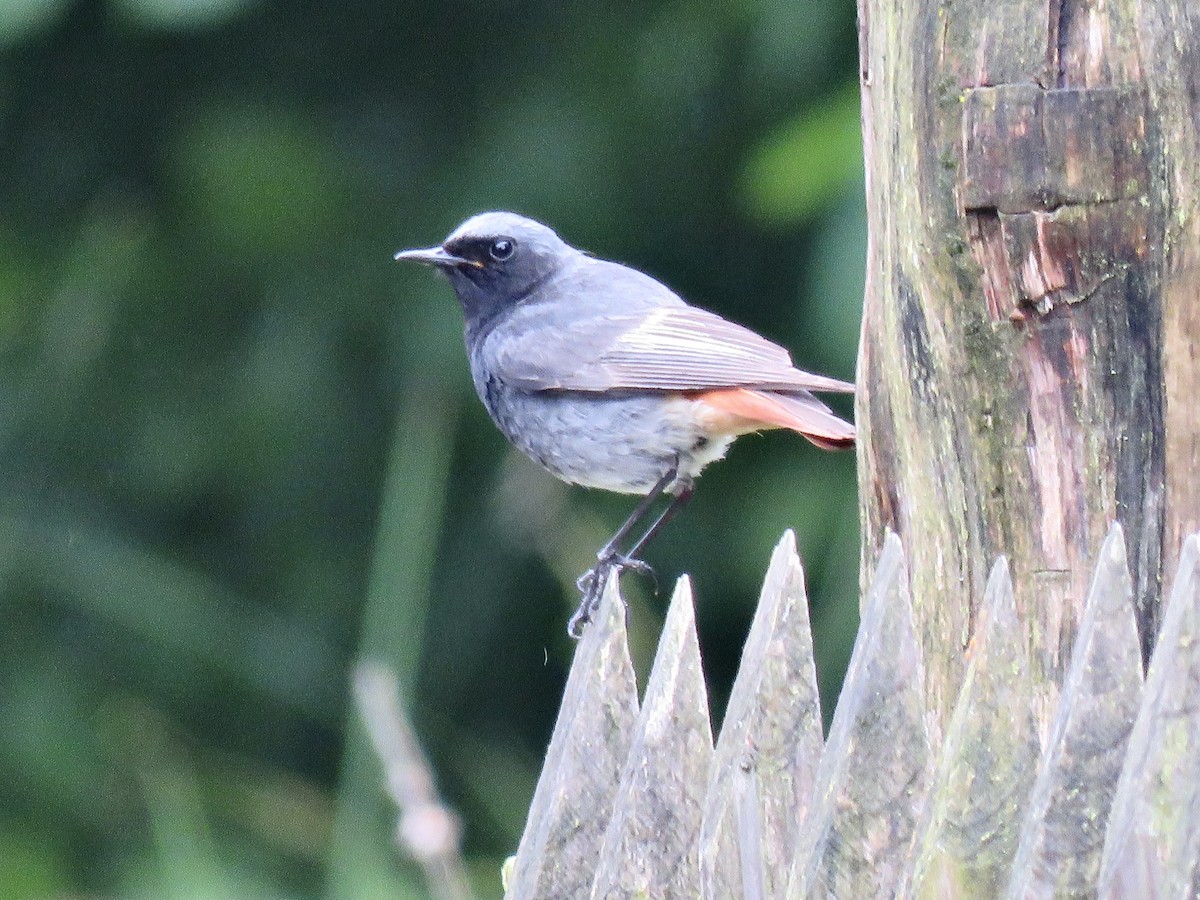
[597,469,676,567]
[622,478,694,563]
[569,466,690,639]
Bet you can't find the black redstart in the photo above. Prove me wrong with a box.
[395,212,855,636]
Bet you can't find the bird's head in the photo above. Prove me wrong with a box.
[395,211,576,325]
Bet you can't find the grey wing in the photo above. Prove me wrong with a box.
[488,303,855,394]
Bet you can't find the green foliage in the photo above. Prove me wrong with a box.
[172,105,343,259]
[113,0,260,31]
[0,1,863,896]
[0,0,71,48]
[740,80,865,225]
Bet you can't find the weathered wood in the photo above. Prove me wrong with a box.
[1173,787,1200,900]
[699,531,823,900]
[1141,5,1200,579]
[505,530,1200,895]
[1005,524,1143,898]
[590,576,713,899]
[857,0,1200,738]
[1098,534,1200,898]
[504,575,639,900]
[903,557,1040,899]
[731,764,767,900]
[962,86,1150,215]
[787,533,932,899]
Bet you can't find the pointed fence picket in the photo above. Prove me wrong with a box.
[902,557,1039,899]
[700,533,822,900]
[501,524,1200,899]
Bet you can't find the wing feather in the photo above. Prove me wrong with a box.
[487,304,854,394]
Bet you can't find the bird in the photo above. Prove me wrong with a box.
[395,212,855,637]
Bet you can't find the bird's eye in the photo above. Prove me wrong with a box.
[489,238,515,261]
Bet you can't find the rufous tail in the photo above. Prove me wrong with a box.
[698,387,856,450]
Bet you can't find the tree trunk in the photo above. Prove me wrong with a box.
[856,0,1200,733]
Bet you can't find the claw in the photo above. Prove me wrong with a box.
[576,568,598,594]
[569,563,604,638]
[639,563,661,596]
[568,553,658,639]
[567,602,592,639]
[617,556,653,577]
[606,554,657,595]
[568,569,604,639]
[597,550,654,578]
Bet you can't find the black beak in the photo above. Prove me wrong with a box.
[393,246,480,268]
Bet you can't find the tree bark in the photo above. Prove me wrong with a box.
[856,0,1200,732]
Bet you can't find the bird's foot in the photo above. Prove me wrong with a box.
[568,553,656,639]
[573,552,654,593]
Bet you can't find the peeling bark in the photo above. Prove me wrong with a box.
[856,0,1200,732]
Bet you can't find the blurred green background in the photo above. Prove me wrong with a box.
[0,0,863,896]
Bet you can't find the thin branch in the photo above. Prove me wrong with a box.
[353,661,474,900]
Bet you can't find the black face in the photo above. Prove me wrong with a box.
[434,214,576,327]
[396,212,577,329]
[443,234,518,269]
[438,233,535,322]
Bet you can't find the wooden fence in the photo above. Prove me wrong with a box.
[498,525,1200,899]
